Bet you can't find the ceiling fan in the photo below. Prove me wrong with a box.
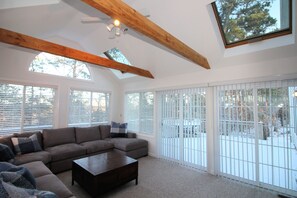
[81,8,150,39]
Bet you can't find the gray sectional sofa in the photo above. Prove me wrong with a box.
[0,125,148,198]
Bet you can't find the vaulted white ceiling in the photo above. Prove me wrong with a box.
[0,0,296,81]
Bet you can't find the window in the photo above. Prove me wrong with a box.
[68,89,110,127]
[125,92,154,134]
[216,80,297,196]
[0,83,56,136]
[103,48,136,79]
[212,0,292,48]
[157,88,207,169]
[104,48,132,66]
[29,52,91,80]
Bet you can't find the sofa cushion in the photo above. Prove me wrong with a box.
[0,143,15,163]
[11,134,42,155]
[75,126,101,144]
[35,174,73,198]
[110,122,127,138]
[80,140,114,154]
[14,151,51,165]
[21,161,52,178]
[110,138,148,151]
[45,143,86,162]
[43,128,75,149]
[99,125,111,139]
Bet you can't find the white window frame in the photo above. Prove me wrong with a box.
[29,52,92,81]
[157,87,207,170]
[215,79,297,197]
[0,81,57,136]
[68,88,111,127]
[124,91,154,134]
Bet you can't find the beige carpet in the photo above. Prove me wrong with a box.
[57,156,278,198]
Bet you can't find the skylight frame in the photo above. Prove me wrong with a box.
[104,48,131,74]
[211,0,293,48]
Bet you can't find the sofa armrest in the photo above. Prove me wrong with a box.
[127,132,136,138]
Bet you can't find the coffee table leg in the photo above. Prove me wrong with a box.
[135,177,138,185]
[72,178,74,185]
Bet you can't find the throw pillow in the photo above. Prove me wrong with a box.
[0,161,36,189]
[0,143,15,163]
[110,121,128,138]
[11,134,42,155]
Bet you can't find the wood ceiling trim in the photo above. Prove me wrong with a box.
[81,0,210,70]
[0,28,154,79]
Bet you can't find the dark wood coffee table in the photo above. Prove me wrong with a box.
[72,151,138,197]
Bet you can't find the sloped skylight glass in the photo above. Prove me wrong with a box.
[212,0,292,48]
[104,48,132,66]
[103,48,136,79]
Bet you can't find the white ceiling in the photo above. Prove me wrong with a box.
[0,0,296,81]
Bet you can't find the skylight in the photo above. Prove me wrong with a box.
[103,48,136,79]
[212,0,292,48]
[104,48,132,66]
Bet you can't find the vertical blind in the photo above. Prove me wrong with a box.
[68,89,110,127]
[0,83,56,136]
[125,92,154,134]
[216,79,297,196]
[157,87,207,169]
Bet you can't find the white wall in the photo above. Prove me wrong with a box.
[0,38,122,128]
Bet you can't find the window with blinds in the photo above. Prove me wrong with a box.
[0,83,56,136]
[216,80,297,196]
[125,92,154,134]
[157,88,207,170]
[68,89,110,127]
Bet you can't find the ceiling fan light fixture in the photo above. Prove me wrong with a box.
[115,27,121,36]
[113,19,120,27]
[106,23,114,32]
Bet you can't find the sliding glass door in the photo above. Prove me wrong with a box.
[158,88,207,169]
[217,80,297,196]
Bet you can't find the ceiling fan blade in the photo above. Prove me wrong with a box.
[138,8,150,18]
[81,16,109,23]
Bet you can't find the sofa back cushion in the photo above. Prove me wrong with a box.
[43,127,75,148]
[75,126,101,144]
[99,125,111,139]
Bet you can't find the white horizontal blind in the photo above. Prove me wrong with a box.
[125,92,154,134]
[23,86,56,131]
[0,83,56,136]
[216,79,297,196]
[158,87,207,170]
[68,89,110,127]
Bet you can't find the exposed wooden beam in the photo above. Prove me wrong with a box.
[81,0,210,70]
[0,28,154,79]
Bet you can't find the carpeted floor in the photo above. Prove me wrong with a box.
[57,156,279,198]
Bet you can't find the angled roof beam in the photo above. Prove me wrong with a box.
[81,0,210,70]
[0,28,154,79]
